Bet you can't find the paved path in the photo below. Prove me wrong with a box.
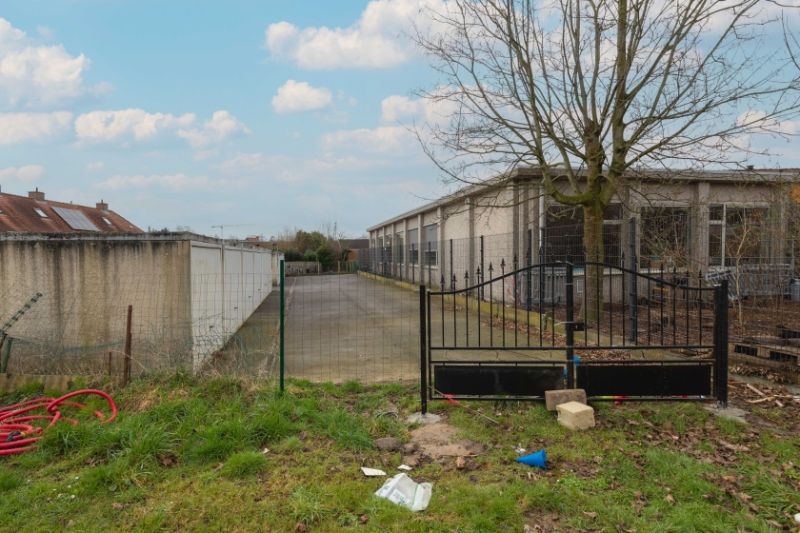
[282,273,569,383]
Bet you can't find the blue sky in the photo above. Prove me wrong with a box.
[0,1,798,239]
[0,0,450,238]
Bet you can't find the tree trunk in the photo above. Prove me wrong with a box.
[583,204,605,324]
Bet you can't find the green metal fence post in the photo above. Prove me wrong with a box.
[279,258,285,393]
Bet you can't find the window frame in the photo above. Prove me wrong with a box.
[423,224,438,267]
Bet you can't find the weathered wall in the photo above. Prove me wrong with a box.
[190,241,273,370]
[285,261,320,276]
[0,237,193,373]
[0,235,275,375]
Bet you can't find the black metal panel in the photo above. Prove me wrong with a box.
[577,363,712,397]
[433,364,564,398]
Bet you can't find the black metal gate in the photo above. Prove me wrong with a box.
[419,262,729,412]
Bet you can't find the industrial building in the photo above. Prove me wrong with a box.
[367,167,799,291]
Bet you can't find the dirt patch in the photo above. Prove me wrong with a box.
[409,422,484,460]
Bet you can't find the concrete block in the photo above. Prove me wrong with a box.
[545,389,587,411]
[556,401,595,430]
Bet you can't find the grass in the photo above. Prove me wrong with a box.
[0,373,798,531]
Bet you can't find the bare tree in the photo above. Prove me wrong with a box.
[415,0,800,319]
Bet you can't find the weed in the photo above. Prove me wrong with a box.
[290,486,330,526]
[0,468,22,492]
[219,451,268,478]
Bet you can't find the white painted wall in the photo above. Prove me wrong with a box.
[189,241,273,370]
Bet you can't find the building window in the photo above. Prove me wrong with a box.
[407,228,419,265]
[709,204,724,266]
[385,235,392,263]
[708,204,768,267]
[602,204,623,265]
[423,224,438,266]
[724,206,767,266]
[102,217,112,225]
[640,207,690,268]
[395,233,404,264]
[34,207,48,218]
[543,204,622,263]
[376,236,383,262]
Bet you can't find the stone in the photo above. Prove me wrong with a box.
[374,437,402,451]
[401,442,419,454]
[406,412,442,425]
[402,455,419,467]
[545,389,587,411]
[556,401,595,430]
[704,404,748,425]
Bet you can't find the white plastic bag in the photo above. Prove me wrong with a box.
[374,473,432,512]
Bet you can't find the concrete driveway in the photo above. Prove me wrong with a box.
[282,273,568,383]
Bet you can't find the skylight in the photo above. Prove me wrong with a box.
[34,208,47,218]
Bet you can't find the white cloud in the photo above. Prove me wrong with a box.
[736,110,798,136]
[0,17,101,106]
[75,109,195,142]
[381,95,426,122]
[177,110,250,148]
[271,80,333,114]
[381,91,458,126]
[264,0,447,69]
[0,164,44,183]
[86,161,104,172]
[216,152,303,183]
[322,125,417,154]
[95,173,245,192]
[0,111,72,144]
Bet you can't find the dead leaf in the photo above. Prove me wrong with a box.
[664,494,675,505]
[719,440,749,452]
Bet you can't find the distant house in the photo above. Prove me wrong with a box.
[0,188,141,234]
[340,238,368,262]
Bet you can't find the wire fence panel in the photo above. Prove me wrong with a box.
[283,272,420,384]
[0,272,280,379]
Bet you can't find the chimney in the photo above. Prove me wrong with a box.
[96,199,109,211]
[28,187,45,201]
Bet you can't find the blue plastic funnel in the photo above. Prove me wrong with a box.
[516,449,547,469]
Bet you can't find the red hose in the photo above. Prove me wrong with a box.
[0,389,118,456]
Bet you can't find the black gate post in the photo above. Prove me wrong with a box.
[419,284,428,414]
[526,229,532,310]
[427,241,432,288]
[628,217,638,343]
[713,280,729,406]
[565,263,575,388]
[479,235,485,300]
[449,239,454,291]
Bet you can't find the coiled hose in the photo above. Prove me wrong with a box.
[0,389,117,456]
